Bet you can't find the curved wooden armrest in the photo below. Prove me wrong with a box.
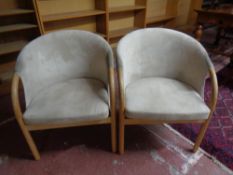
[109,66,116,118]
[208,68,218,115]
[118,67,125,114]
[11,74,24,122]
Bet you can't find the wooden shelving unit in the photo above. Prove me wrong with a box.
[35,0,108,38]
[33,0,187,44]
[0,1,183,95]
[34,0,148,43]
[0,0,183,96]
[0,0,41,95]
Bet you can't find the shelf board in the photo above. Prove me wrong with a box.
[0,24,37,33]
[43,10,106,22]
[0,80,12,96]
[0,9,34,17]
[109,27,139,39]
[44,29,106,38]
[146,15,176,25]
[0,61,15,75]
[96,33,107,38]
[0,40,28,56]
[0,69,14,83]
[110,43,118,48]
[109,5,146,13]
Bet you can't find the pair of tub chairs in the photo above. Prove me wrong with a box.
[12,28,218,160]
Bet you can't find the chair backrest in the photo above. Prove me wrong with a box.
[117,28,214,96]
[16,30,113,106]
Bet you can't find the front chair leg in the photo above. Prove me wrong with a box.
[119,116,125,154]
[111,118,117,153]
[18,121,40,160]
[12,74,40,160]
[193,121,209,152]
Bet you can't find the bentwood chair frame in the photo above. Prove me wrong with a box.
[117,28,218,154]
[11,31,116,160]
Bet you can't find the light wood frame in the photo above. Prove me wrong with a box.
[118,66,218,154]
[11,66,116,160]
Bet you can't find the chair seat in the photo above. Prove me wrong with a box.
[125,78,210,120]
[24,79,109,125]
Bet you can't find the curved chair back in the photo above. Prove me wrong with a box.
[16,30,113,106]
[117,28,214,96]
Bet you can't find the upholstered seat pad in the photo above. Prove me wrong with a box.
[24,79,109,124]
[125,78,210,120]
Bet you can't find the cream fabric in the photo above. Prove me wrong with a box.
[24,79,109,124]
[15,30,114,124]
[16,30,114,107]
[117,28,214,97]
[125,78,210,120]
[117,28,214,120]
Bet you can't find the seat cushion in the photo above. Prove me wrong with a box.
[24,79,109,124]
[125,78,210,120]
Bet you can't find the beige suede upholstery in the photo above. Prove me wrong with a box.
[24,79,109,124]
[117,28,213,120]
[16,30,114,124]
[125,78,210,120]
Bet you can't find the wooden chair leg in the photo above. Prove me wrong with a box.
[193,121,209,152]
[119,116,125,154]
[111,118,117,153]
[22,129,40,160]
[17,121,40,160]
[12,75,40,160]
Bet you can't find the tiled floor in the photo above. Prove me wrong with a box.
[0,121,232,175]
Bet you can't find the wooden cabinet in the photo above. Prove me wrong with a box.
[0,0,41,95]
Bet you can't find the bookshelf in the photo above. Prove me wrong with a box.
[0,0,41,95]
[34,0,147,43]
[34,0,108,38]
[0,0,199,95]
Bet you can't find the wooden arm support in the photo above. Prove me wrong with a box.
[207,68,218,119]
[11,74,24,123]
[109,67,116,119]
[118,67,125,116]
[108,66,117,153]
[11,73,41,160]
